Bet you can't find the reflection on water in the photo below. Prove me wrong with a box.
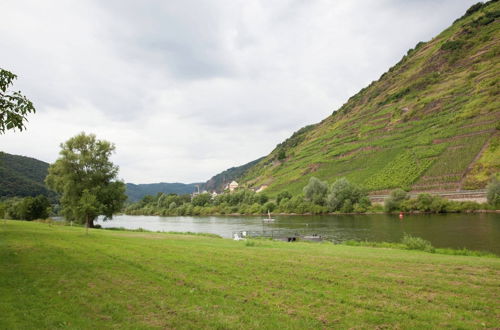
[96,213,500,254]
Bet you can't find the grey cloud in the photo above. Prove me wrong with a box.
[96,0,237,80]
[0,0,479,183]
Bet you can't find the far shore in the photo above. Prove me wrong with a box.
[122,209,500,217]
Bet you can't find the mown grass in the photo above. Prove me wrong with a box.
[1,220,499,329]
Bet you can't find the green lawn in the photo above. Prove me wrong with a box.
[1,221,499,329]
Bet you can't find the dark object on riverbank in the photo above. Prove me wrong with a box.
[275,236,297,242]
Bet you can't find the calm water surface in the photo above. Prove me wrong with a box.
[96,213,500,254]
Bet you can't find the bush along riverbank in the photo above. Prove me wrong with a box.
[124,177,498,216]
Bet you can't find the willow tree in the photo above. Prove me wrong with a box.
[46,133,126,229]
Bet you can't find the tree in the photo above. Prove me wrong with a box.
[326,178,366,212]
[45,133,127,229]
[0,69,36,134]
[303,177,329,205]
[21,195,50,220]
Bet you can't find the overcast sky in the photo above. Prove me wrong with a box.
[0,0,476,183]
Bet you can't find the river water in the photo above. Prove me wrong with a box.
[96,213,500,254]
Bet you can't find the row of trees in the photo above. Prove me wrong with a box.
[125,177,372,216]
[126,189,277,216]
[0,195,51,220]
[384,179,500,213]
[126,175,499,217]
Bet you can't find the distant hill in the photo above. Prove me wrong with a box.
[240,1,500,195]
[125,182,200,202]
[0,149,263,201]
[0,152,52,198]
[125,157,265,201]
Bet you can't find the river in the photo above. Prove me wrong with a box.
[96,213,500,254]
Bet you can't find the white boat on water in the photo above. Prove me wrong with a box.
[263,210,275,222]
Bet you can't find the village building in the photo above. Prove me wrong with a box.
[228,181,239,192]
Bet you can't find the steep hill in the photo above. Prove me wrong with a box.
[241,1,500,196]
[0,152,51,197]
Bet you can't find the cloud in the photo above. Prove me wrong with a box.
[0,0,477,183]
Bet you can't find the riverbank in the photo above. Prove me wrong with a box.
[220,209,500,216]
[2,220,499,329]
[126,208,500,217]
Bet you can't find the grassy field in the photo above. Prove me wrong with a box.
[1,221,499,329]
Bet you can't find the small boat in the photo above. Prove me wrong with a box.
[263,210,275,222]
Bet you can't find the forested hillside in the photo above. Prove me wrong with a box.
[241,1,500,196]
[0,152,51,197]
[125,183,200,202]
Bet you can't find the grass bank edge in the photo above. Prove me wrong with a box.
[8,219,498,259]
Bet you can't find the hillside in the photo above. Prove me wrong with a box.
[0,152,51,198]
[125,182,200,202]
[241,2,500,196]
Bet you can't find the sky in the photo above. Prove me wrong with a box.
[0,0,477,184]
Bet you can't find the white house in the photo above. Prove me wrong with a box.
[228,181,239,192]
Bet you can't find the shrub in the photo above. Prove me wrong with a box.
[384,188,409,212]
[429,196,449,213]
[486,178,500,208]
[352,202,367,213]
[262,201,276,213]
[340,199,353,213]
[191,193,212,207]
[277,149,286,161]
[402,234,435,252]
[415,194,434,212]
[4,195,50,220]
[463,2,484,18]
[257,194,269,205]
[441,40,466,51]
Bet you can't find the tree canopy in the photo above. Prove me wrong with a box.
[45,133,126,228]
[0,69,35,134]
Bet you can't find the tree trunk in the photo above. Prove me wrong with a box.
[85,216,94,235]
